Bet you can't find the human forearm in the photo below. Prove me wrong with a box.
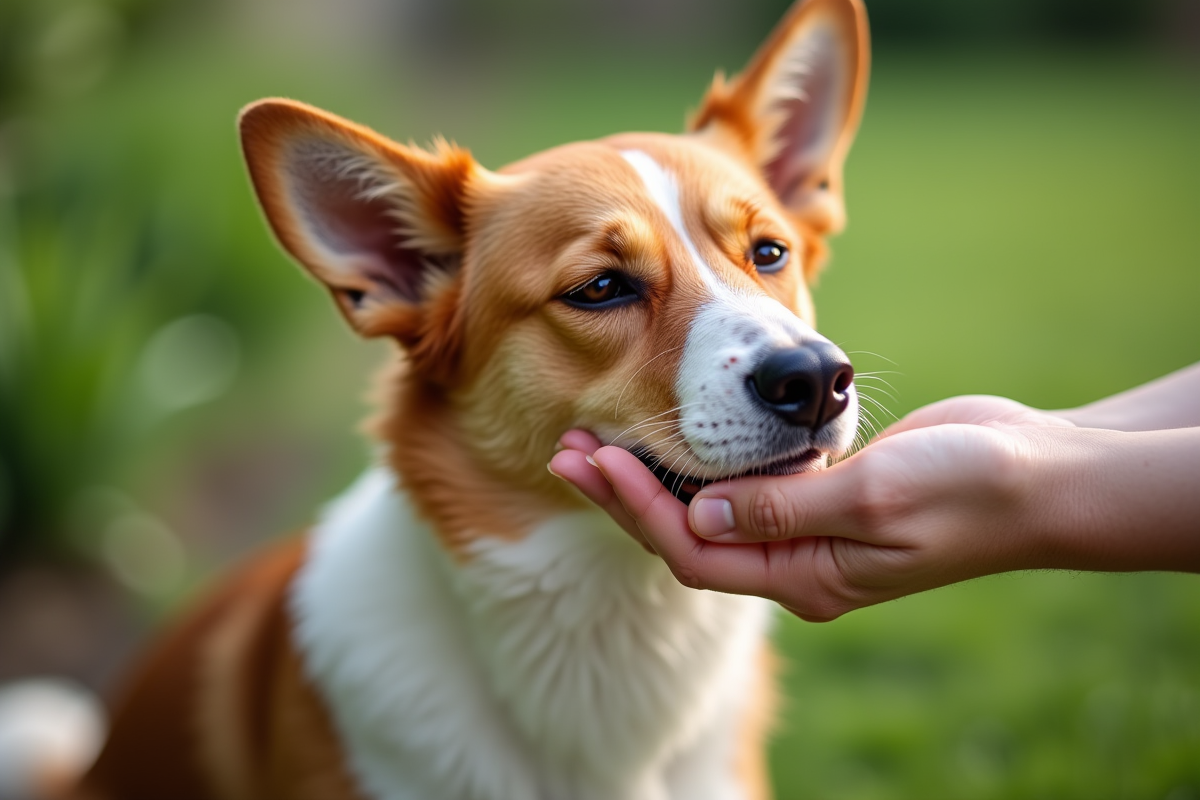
[1056,362,1200,432]
[1020,426,1200,573]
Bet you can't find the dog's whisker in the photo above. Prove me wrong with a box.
[855,422,878,446]
[839,434,866,461]
[608,402,706,443]
[616,411,698,437]
[857,392,897,423]
[855,405,882,437]
[613,345,686,417]
[628,430,687,457]
[611,408,685,437]
[649,437,697,474]
[857,392,897,410]
[619,420,683,443]
[653,438,692,469]
[858,405,885,436]
[669,453,702,496]
[664,446,699,482]
[859,383,897,402]
[636,432,688,468]
[855,376,900,389]
[855,383,898,404]
[858,399,895,425]
[844,349,899,366]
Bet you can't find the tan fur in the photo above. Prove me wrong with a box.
[77,1,871,796]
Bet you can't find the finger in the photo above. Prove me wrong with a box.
[687,463,868,545]
[558,429,604,454]
[879,396,996,436]
[879,405,954,437]
[548,449,651,551]
[590,446,789,597]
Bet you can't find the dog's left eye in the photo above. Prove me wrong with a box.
[562,273,638,309]
[750,240,789,274]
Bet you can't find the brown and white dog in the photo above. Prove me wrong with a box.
[71,0,868,797]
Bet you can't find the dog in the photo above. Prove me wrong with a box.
[69,0,868,797]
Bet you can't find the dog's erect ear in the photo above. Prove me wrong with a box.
[239,99,476,353]
[690,0,868,235]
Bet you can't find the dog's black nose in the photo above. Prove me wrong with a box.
[749,342,854,429]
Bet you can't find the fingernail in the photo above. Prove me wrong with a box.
[547,462,565,479]
[691,497,734,538]
[585,455,598,468]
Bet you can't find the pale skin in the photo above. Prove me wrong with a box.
[549,363,1200,622]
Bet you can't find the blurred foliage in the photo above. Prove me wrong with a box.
[436,0,1188,53]
[0,0,189,558]
[0,0,180,114]
[0,0,365,566]
[0,0,1197,795]
[836,0,1160,44]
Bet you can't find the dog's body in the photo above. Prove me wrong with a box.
[73,1,869,798]
[80,474,773,800]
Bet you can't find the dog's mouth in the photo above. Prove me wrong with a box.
[630,448,824,504]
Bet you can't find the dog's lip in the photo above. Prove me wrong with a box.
[629,448,824,504]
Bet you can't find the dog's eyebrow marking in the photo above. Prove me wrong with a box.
[620,150,728,295]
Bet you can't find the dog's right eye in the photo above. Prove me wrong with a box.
[562,273,638,309]
[750,240,789,274]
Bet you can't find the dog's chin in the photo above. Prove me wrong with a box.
[631,448,826,504]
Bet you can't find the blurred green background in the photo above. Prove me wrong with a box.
[0,0,1198,797]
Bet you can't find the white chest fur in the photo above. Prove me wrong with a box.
[291,468,773,800]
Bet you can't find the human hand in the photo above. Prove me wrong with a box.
[880,393,1075,435]
[550,398,1200,621]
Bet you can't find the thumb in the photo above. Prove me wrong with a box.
[688,463,860,544]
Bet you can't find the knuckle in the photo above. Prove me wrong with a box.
[749,486,799,539]
[668,543,707,590]
[670,561,704,590]
[846,459,905,538]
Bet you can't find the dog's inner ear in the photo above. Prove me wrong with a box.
[288,141,434,306]
[279,137,463,330]
[691,0,868,236]
[760,27,852,212]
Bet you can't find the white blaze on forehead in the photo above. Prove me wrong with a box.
[612,154,858,475]
[620,150,727,295]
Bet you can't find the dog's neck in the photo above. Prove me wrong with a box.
[372,360,583,554]
[292,465,772,800]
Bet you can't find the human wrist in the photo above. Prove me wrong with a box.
[1003,426,1110,571]
[1013,427,1200,573]
[1051,401,1121,431]
[1052,363,1200,432]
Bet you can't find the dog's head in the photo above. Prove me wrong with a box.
[240,0,868,513]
